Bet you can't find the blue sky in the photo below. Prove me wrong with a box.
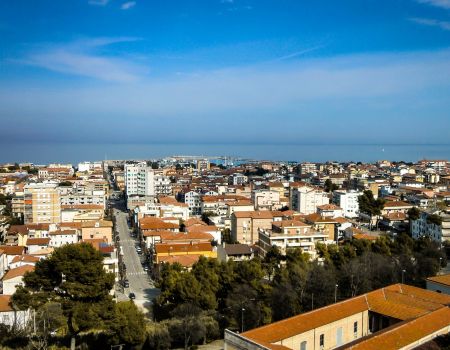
[1,0,450,147]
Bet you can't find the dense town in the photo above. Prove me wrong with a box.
[0,157,449,349]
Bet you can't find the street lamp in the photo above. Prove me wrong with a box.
[241,308,245,333]
[335,284,339,303]
[401,269,406,284]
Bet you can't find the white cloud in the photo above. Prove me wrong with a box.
[88,0,109,6]
[409,17,450,31]
[21,37,147,83]
[416,0,450,9]
[121,1,136,10]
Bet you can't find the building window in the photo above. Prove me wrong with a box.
[354,321,358,334]
[300,341,307,350]
[320,334,324,348]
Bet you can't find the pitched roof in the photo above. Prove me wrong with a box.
[224,244,253,256]
[140,217,179,230]
[241,284,450,349]
[155,242,213,254]
[427,273,450,287]
[11,255,40,263]
[2,264,34,281]
[158,254,201,267]
[242,295,369,344]
[317,204,342,210]
[0,245,26,255]
[233,211,274,219]
[0,295,13,312]
[383,201,413,208]
[26,237,50,246]
[342,307,450,350]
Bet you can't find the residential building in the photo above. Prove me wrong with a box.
[1,265,35,295]
[217,243,254,262]
[316,204,344,218]
[224,284,450,350]
[332,190,361,218]
[0,295,30,329]
[184,191,202,216]
[258,220,328,259]
[252,190,281,211]
[124,162,171,197]
[231,211,276,245]
[411,210,450,242]
[80,220,113,243]
[24,182,61,224]
[290,185,329,214]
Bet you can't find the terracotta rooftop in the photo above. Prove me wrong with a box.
[341,307,450,350]
[11,255,40,264]
[233,211,274,219]
[240,284,450,348]
[26,237,50,246]
[2,264,35,281]
[383,201,413,208]
[184,218,206,227]
[158,254,201,267]
[0,245,26,255]
[140,217,179,230]
[317,204,342,210]
[155,242,213,254]
[427,273,450,287]
[0,295,13,312]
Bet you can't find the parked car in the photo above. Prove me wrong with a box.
[129,292,136,300]
[123,280,129,288]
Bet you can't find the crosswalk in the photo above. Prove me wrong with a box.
[126,271,148,276]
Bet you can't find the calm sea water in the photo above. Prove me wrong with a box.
[1,143,450,165]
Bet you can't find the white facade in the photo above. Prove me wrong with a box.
[49,232,79,247]
[125,163,171,197]
[77,161,102,172]
[184,191,201,216]
[252,190,280,210]
[291,186,329,214]
[60,189,106,208]
[333,190,361,218]
[411,211,450,242]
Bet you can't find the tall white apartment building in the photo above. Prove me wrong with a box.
[333,190,361,218]
[290,185,329,214]
[77,161,103,172]
[124,162,171,197]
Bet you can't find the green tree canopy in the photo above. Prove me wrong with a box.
[12,243,115,346]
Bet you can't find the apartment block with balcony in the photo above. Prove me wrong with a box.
[24,182,61,224]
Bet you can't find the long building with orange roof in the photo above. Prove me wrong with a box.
[224,284,450,350]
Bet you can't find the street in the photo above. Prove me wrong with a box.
[113,201,160,318]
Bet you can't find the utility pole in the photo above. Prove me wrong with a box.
[241,308,245,333]
[402,269,406,284]
[335,284,339,303]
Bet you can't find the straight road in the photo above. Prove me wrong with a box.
[113,201,159,317]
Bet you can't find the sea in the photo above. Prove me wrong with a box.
[1,143,450,165]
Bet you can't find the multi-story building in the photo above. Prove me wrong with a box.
[258,220,328,259]
[184,191,202,216]
[411,210,450,242]
[77,161,102,172]
[290,185,329,214]
[124,162,171,197]
[252,190,281,211]
[231,211,283,245]
[24,182,61,224]
[196,159,210,172]
[332,190,361,218]
[299,162,317,175]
